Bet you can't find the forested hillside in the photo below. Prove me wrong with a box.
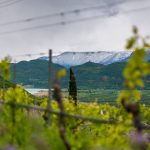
[10,59,150,89]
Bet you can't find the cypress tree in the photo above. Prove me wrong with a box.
[69,68,77,105]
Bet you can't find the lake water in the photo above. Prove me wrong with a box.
[25,88,48,94]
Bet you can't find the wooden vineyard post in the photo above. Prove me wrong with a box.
[47,49,53,126]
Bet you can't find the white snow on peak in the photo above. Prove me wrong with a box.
[39,51,132,67]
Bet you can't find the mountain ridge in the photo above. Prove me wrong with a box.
[9,59,150,89]
[39,51,132,67]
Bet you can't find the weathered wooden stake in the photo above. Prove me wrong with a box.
[13,60,16,86]
[47,49,52,126]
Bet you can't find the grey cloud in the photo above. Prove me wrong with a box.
[0,0,150,60]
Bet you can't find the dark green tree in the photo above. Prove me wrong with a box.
[69,68,77,105]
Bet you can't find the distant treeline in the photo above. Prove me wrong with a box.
[9,59,150,89]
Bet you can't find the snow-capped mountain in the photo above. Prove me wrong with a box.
[39,51,132,67]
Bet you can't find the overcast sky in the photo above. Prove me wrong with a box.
[0,0,150,61]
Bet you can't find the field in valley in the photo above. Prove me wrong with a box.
[62,89,150,106]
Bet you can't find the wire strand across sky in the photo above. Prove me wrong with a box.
[0,5,150,36]
[0,0,24,8]
[0,0,149,27]
[0,0,124,27]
